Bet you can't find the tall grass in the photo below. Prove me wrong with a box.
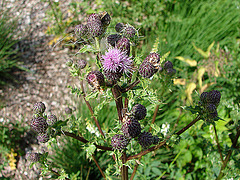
[0,1,21,86]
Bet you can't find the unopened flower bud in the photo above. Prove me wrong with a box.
[207,90,221,106]
[33,102,46,114]
[144,53,160,66]
[107,34,122,47]
[77,59,87,69]
[115,23,124,33]
[100,11,111,28]
[86,71,105,90]
[47,114,57,126]
[87,13,104,37]
[121,117,141,138]
[26,152,41,162]
[200,92,209,104]
[131,104,147,120]
[116,37,130,56]
[166,68,176,76]
[139,61,158,78]
[75,24,87,37]
[37,133,49,143]
[164,61,173,70]
[31,117,48,134]
[111,134,129,150]
[138,131,154,149]
[124,26,136,39]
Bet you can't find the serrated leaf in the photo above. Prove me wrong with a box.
[150,123,161,133]
[160,51,170,64]
[152,167,162,175]
[85,91,99,101]
[151,37,160,53]
[78,45,98,53]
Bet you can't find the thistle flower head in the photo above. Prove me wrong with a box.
[131,104,147,120]
[33,102,46,114]
[31,116,48,134]
[102,48,133,75]
[47,114,57,126]
[138,131,154,149]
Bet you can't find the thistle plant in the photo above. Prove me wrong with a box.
[26,12,240,180]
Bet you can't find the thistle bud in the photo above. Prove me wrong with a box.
[138,131,154,149]
[121,117,141,138]
[47,114,57,126]
[100,11,111,28]
[111,134,129,150]
[124,26,136,39]
[77,59,87,69]
[33,102,46,114]
[115,23,125,33]
[86,71,105,90]
[75,24,87,37]
[166,68,176,76]
[153,136,160,145]
[87,13,104,37]
[26,152,41,162]
[116,37,130,56]
[205,103,217,113]
[107,34,122,47]
[144,53,160,66]
[37,133,49,143]
[139,61,158,78]
[31,117,48,134]
[131,104,147,120]
[103,69,123,81]
[207,90,221,106]
[200,92,209,104]
[164,61,173,70]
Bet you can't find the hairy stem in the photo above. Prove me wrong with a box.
[80,80,105,138]
[213,124,224,162]
[176,115,201,136]
[130,157,142,180]
[216,127,240,180]
[112,84,123,122]
[121,152,128,180]
[62,131,113,151]
[149,105,159,132]
[122,79,140,93]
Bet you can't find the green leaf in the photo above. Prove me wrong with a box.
[78,45,98,53]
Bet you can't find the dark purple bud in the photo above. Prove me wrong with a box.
[111,134,129,150]
[100,11,111,28]
[207,90,221,106]
[124,26,136,39]
[164,61,173,70]
[26,152,41,162]
[115,23,125,33]
[87,13,104,37]
[116,37,130,56]
[33,102,46,114]
[47,114,57,126]
[75,24,87,37]
[200,92,209,104]
[153,136,160,145]
[86,71,105,90]
[31,117,48,134]
[139,61,158,78]
[166,68,176,76]
[37,133,49,143]
[103,69,123,81]
[121,117,141,138]
[131,104,147,120]
[144,53,160,66]
[107,34,122,47]
[138,131,154,149]
[77,59,87,69]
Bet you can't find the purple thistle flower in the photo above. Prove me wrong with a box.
[102,48,133,75]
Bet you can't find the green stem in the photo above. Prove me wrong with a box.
[47,0,62,32]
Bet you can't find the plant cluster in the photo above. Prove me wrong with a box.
[25,11,240,180]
